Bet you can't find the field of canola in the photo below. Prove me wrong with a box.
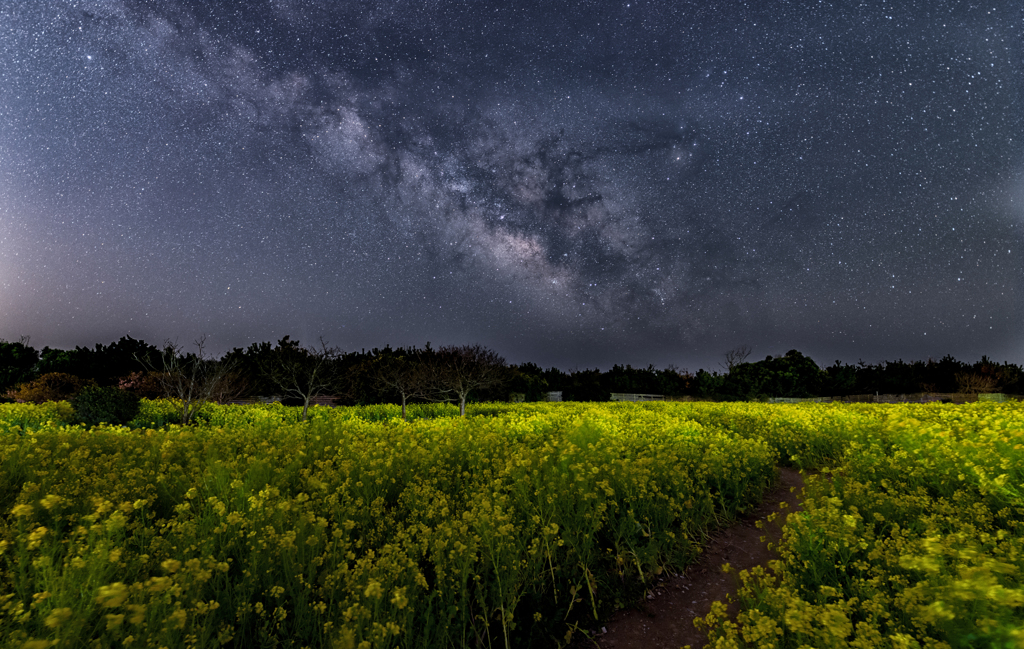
[0,399,1020,648]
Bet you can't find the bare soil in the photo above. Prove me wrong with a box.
[585,468,806,649]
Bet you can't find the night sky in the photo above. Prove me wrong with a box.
[1,1,1021,371]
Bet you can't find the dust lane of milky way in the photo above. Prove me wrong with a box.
[1,1,1021,369]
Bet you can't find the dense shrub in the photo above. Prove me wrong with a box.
[10,372,94,403]
[71,385,142,426]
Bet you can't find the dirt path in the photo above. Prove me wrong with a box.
[588,468,806,649]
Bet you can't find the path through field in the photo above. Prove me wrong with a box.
[590,468,807,649]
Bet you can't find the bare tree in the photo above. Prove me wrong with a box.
[722,344,753,372]
[140,336,237,425]
[259,336,342,421]
[434,344,508,417]
[955,371,999,395]
[209,369,250,405]
[373,352,437,421]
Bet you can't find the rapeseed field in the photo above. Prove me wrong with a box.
[696,402,1024,649]
[0,400,1020,648]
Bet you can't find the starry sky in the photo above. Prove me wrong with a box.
[1,1,1021,371]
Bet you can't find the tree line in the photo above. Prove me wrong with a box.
[0,336,512,422]
[1,336,1021,421]
[693,347,1024,401]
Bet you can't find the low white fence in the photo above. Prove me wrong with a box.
[609,393,665,402]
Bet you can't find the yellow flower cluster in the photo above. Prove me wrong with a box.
[2,399,1019,647]
[697,401,1024,649]
[0,401,74,436]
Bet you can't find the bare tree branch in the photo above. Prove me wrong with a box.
[137,336,237,425]
[955,371,999,395]
[722,344,753,373]
[373,351,440,421]
[434,344,508,417]
[259,336,342,421]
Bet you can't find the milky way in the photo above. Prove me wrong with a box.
[1,1,1021,369]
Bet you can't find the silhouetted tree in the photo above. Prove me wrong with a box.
[721,344,752,372]
[562,369,610,402]
[694,369,725,399]
[605,364,658,394]
[221,341,278,398]
[372,349,439,420]
[0,337,39,394]
[507,362,550,402]
[719,350,824,400]
[955,371,999,395]
[656,365,694,396]
[823,361,858,396]
[434,344,508,416]
[140,337,237,425]
[260,337,342,421]
[767,350,825,397]
[37,336,159,387]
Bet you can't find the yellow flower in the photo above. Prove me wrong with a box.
[27,526,48,550]
[166,608,187,629]
[125,601,146,622]
[364,580,383,599]
[104,511,127,533]
[96,583,129,608]
[43,607,73,628]
[390,587,408,609]
[11,503,33,518]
